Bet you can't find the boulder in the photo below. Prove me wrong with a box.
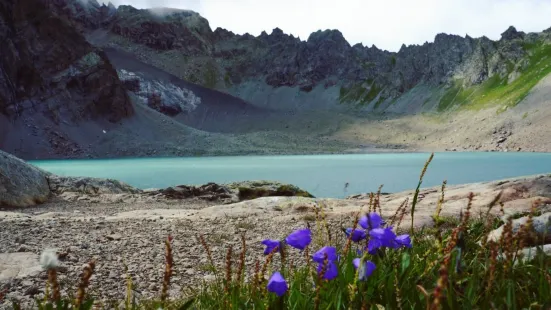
[159,182,236,202]
[497,244,551,264]
[517,244,551,262]
[0,150,50,207]
[47,175,140,195]
[155,181,313,203]
[225,180,314,200]
[487,212,551,245]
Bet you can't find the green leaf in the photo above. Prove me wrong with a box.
[80,300,95,310]
[400,252,411,275]
[178,298,195,310]
[12,301,21,310]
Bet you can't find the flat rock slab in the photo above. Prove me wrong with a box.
[0,212,32,220]
[0,252,42,282]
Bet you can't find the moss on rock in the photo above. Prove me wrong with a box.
[226,180,314,201]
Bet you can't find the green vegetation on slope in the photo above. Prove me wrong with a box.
[438,41,551,112]
[203,61,218,89]
[339,80,383,107]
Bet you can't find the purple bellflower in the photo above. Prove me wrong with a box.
[285,229,312,250]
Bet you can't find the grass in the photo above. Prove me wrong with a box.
[339,81,383,106]
[203,61,218,89]
[437,41,551,112]
[223,72,232,87]
[4,154,551,309]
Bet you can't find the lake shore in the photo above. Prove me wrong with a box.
[2,170,551,307]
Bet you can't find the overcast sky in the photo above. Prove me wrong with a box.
[108,0,551,52]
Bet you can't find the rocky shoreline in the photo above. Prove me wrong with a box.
[1,150,551,308]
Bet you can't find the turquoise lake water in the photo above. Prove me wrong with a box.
[31,153,551,198]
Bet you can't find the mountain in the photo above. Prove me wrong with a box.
[44,1,551,113]
[2,0,551,159]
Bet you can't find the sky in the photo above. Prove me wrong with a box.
[107,0,551,52]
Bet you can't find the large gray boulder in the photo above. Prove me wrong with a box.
[487,212,551,245]
[0,150,50,207]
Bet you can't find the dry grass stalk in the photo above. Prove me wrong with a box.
[122,259,133,309]
[460,193,474,229]
[48,269,61,302]
[431,224,461,309]
[416,285,430,310]
[251,259,260,298]
[430,182,448,253]
[390,198,409,226]
[319,202,331,240]
[411,153,435,234]
[75,260,96,307]
[314,253,329,310]
[433,180,447,222]
[304,245,311,271]
[259,247,277,290]
[342,212,360,258]
[0,287,7,303]
[224,245,234,294]
[235,233,247,286]
[280,241,287,271]
[513,199,540,262]
[397,199,409,228]
[224,245,234,309]
[486,241,499,295]
[368,193,374,213]
[500,216,515,272]
[481,192,503,247]
[376,184,384,215]
[198,234,216,272]
[394,263,403,310]
[161,235,174,305]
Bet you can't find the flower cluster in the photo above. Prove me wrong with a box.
[351,212,412,254]
[263,212,412,297]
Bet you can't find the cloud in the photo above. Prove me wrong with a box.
[108,0,551,52]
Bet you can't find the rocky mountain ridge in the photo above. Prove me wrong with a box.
[43,0,551,112]
[2,0,551,159]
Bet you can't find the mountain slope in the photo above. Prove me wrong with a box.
[2,0,551,159]
[46,0,551,114]
[0,0,356,159]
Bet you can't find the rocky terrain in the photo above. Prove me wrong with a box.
[1,151,551,308]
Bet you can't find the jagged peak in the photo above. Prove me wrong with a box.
[434,32,465,43]
[501,25,525,40]
[307,29,349,46]
[271,27,285,36]
[117,4,139,13]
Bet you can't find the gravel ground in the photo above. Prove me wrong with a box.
[0,199,351,309]
[2,173,551,308]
